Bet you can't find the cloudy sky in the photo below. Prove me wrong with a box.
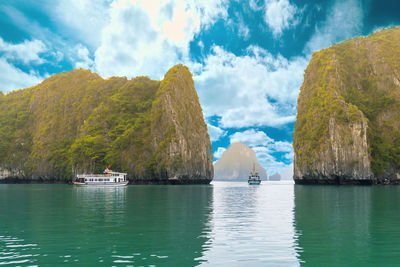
[1,0,399,177]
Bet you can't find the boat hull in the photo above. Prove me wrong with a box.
[248,180,261,185]
[73,181,129,187]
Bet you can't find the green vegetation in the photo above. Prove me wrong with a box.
[294,26,400,178]
[0,65,213,181]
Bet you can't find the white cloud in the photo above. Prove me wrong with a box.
[1,0,230,91]
[271,141,293,153]
[2,5,67,53]
[198,40,204,50]
[0,38,48,92]
[74,44,94,69]
[305,0,364,53]
[264,0,300,36]
[0,37,47,64]
[0,58,45,92]
[207,124,227,142]
[252,146,289,175]
[283,149,294,159]
[230,129,272,147]
[189,0,230,29]
[54,0,111,49]
[213,147,226,160]
[226,12,251,40]
[229,129,292,154]
[249,0,262,11]
[194,45,307,128]
[238,21,250,40]
[93,0,229,79]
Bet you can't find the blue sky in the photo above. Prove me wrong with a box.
[0,0,399,176]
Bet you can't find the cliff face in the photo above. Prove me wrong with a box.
[0,64,213,183]
[293,26,400,184]
[151,66,213,182]
[214,142,267,181]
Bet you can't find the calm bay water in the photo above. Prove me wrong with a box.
[1,182,400,266]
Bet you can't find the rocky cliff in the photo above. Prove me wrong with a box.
[0,64,213,183]
[293,26,400,184]
[214,142,267,181]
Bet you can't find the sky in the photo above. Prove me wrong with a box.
[1,0,400,177]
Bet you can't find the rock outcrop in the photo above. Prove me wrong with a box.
[214,142,267,181]
[0,64,213,183]
[293,26,400,184]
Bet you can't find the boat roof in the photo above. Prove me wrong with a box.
[104,168,127,175]
[77,169,127,176]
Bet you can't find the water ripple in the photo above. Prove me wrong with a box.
[0,235,39,265]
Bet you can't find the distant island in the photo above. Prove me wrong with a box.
[0,64,213,184]
[269,173,281,181]
[214,142,267,181]
[294,26,400,185]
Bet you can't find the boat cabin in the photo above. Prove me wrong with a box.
[76,168,127,184]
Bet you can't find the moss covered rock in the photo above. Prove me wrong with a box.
[293,26,400,184]
[0,65,213,183]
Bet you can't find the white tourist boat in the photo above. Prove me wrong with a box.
[73,168,128,186]
[248,164,261,185]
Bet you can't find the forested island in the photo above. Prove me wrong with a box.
[0,64,213,184]
[293,26,400,184]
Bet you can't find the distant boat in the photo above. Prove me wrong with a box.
[248,164,261,185]
[73,168,128,186]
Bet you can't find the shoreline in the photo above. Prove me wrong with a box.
[294,179,400,185]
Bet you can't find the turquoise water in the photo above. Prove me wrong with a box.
[1,182,400,266]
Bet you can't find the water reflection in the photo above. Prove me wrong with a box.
[293,185,400,265]
[200,181,299,266]
[72,186,127,228]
